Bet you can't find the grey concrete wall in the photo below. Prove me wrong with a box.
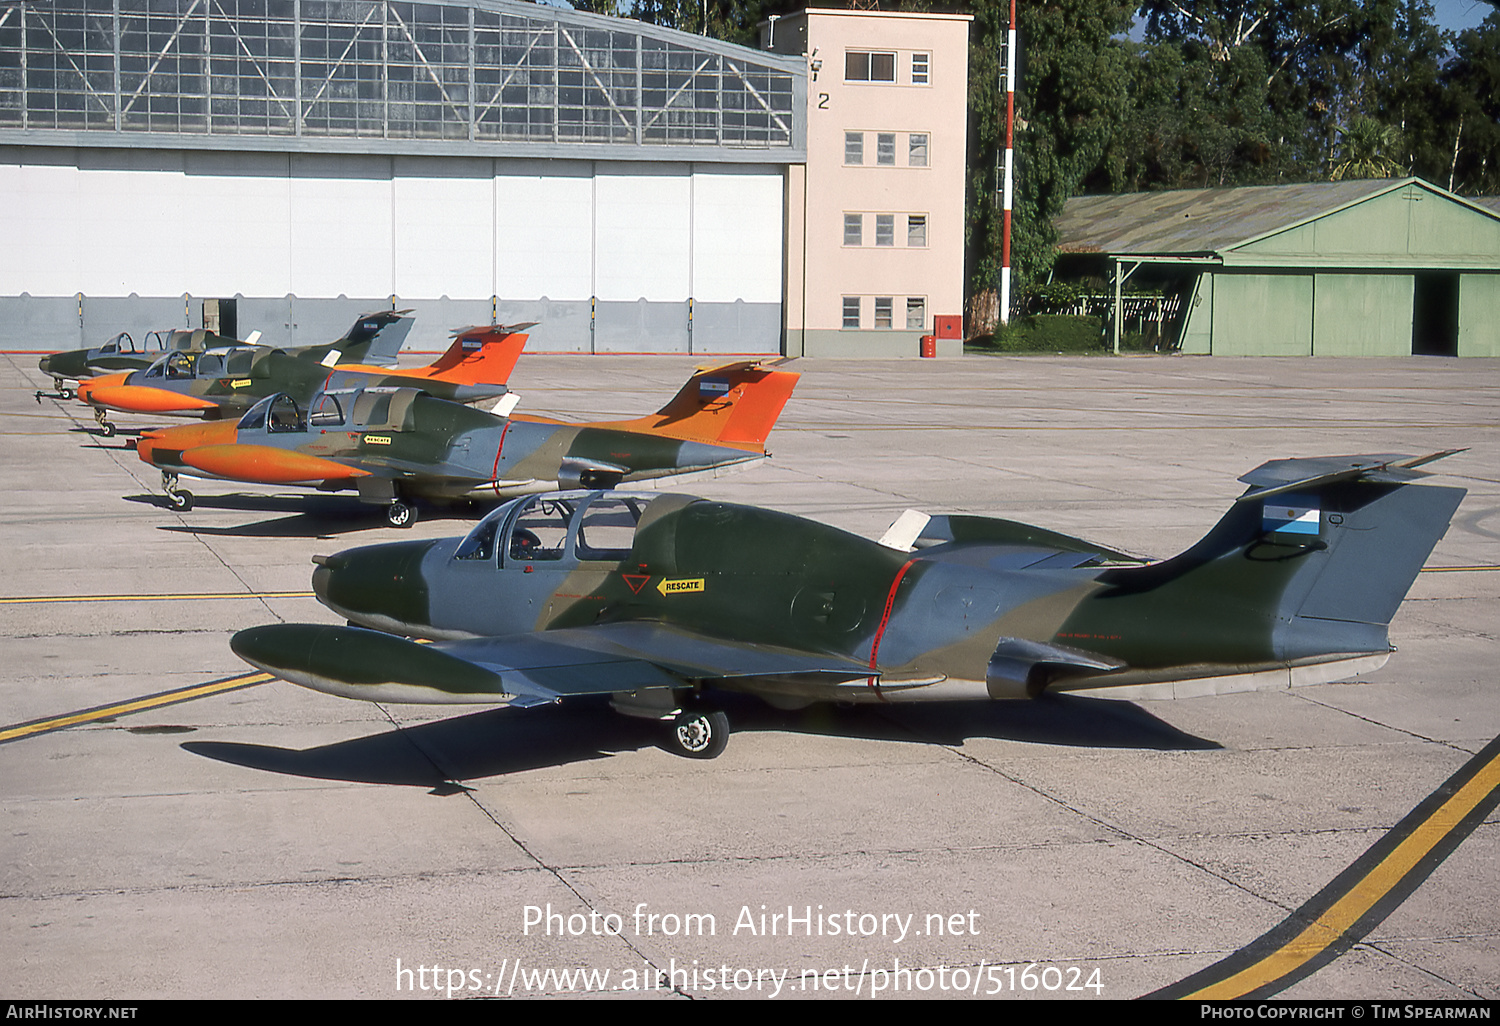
[1,294,196,351]
[492,300,594,353]
[594,299,691,354]
[690,300,782,354]
[9,294,786,356]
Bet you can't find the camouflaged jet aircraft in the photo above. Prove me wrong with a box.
[135,360,799,526]
[229,451,1464,759]
[37,310,412,402]
[73,319,522,436]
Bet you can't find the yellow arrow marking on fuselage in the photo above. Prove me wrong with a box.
[0,672,273,744]
[656,577,704,596]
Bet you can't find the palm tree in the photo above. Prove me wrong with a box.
[1330,115,1406,180]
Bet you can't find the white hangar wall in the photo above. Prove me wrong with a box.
[1,148,785,354]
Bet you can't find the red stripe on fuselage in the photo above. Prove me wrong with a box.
[867,557,919,694]
[489,420,511,497]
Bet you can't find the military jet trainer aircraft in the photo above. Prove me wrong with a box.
[230,451,1464,759]
[135,361,799,525]
[74,320,524,436]
[37,310,412,401]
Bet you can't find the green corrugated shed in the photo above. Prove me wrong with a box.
[1056,178,1500,356]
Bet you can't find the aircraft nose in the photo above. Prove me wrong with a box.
[308,541,433,634]
[310,553,345,605]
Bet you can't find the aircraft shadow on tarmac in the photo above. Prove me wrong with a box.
[181,693,1219,791]
[123,491,483,538]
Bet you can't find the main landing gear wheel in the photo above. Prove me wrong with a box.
[93,407,114,437]
[668,708,729,760]
[386,501,417,528]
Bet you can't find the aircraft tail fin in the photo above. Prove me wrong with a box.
[1080,452,1466,666]
[604,361,800,452]
[421,324,532,385]
[332,310,415,366]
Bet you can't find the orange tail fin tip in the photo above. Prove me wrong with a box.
[423,323,533,384]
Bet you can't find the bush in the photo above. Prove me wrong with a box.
[967,314,1106,353]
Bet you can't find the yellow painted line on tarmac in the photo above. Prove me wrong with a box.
[0,671,274,745]
[1419,565,1500,573]
[0,591,315,605]
[1149,733,1500,999]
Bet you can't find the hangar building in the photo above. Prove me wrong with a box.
[1,1,970,356]
[1056,178,1500,357]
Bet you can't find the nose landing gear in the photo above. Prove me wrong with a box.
[161,471,193,512]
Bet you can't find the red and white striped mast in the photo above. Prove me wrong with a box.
[999,0,1017,326]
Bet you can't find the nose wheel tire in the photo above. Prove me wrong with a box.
[668,708,729,760]
[386,501,417,528]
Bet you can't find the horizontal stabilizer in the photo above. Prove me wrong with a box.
[1236,450,1465,503]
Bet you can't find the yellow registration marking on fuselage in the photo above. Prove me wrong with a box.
[656,577,705,596]
[0,673,273,744]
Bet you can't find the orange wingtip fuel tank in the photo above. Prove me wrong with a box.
[79,378,220,413]
[180,445,371,485]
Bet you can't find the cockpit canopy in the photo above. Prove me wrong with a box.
[454,491,658,567]
[238,392,314,433]
[237,387,422,435]
[141,346,257,380]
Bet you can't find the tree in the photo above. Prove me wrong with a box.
[625,0,784,47]
[1135,0,1374,173]
[964,0,1134,305]
[1443,10,1500,193]
[1109,39,1302,190]
[1329,114,1406,178]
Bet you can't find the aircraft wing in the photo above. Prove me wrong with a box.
[231,621,877,707]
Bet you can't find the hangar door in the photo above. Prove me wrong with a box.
[491,162,785,354]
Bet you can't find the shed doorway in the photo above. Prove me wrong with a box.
[1411,273,1458,356]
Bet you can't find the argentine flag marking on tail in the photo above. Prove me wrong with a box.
[1263,496,1320,535]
